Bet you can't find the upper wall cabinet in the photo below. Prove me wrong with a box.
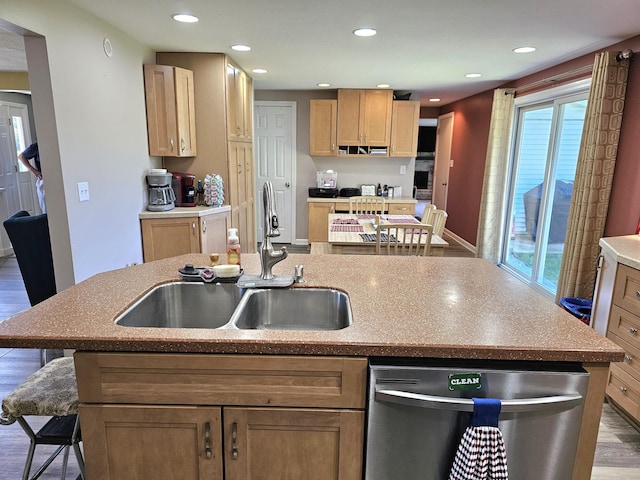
[390,101,420,157]
[226,59,253,142]
[143,64,197,157]
[309,100,337,157]
[337,89,393,151]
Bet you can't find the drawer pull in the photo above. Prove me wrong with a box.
[232,421,239,459]
[636,291,640,298]
[625,354,633,363]
[620,386,628,394]
[631,328,638,335]
[204,422,212,459]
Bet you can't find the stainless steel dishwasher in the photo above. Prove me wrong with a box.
[365,360,590,480]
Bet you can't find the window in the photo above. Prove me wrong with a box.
[501,81,590,297]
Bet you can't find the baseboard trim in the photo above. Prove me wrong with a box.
[443,229,477,256]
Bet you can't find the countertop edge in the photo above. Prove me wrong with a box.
[139,205,231,219]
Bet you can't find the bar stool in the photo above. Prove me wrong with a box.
[1,356,85,480]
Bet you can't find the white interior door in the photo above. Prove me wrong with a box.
[0,104,22,253]
[433,112,454,210]
[9,104,37,215]
[254,102,296,244]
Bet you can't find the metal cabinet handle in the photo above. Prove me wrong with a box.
[231,421,239,459]
[636,291,640,298]
[331,143,335,152]
[625,354,633,363]
[181,138,186,153]
[631,327,638,335]
[620,386,628,394]
[202,220,207,233]
[375,388,583,413]
[204,422,212,459]
[170,138,175,152]
[192,222,196,235]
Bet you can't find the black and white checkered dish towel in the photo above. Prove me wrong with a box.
[449,398,508,480]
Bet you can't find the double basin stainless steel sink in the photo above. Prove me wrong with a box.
[115,282,352,331]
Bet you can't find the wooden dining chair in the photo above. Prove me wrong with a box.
[420,204,437,225]
[431,209,448,236]
[349,196,385,214]
[375,223,433,256]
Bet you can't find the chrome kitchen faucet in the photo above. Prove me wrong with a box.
[259,181,288,280]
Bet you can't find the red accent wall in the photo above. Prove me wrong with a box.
[441,34,640,246]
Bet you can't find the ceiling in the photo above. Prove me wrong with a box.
[3,0,640,104]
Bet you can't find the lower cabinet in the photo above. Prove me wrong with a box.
[75,353,366,480]
[140,210,230,262]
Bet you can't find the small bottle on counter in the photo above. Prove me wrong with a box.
[377,183,382,196]
[227,228,241,267]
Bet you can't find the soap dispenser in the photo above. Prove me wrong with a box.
[227,228,241,266]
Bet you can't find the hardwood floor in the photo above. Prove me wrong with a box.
[1,253,640,478]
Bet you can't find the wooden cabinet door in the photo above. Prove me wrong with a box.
[141,217,200,262]
[174,67,198,156]
[226,62,240,140]
[363,90,393,146]
[228,141,255,252]
[242,72,253,140]
[337,90,365,146]
[308,202,335,243]
[79,404,223,480]
[144,64,178,156]
[200,211,230,255]
[224,407,363,480]
[390,100,419,157]
[310,100,337,156]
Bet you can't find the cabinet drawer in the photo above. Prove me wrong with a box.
[608,331,640,381]
[75,353,367,409]
[606,363,640,420]
[613,264,640,317]
[388,203,415,215]
[607,304,640,348]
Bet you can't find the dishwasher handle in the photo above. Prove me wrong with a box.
[375,388,583,413]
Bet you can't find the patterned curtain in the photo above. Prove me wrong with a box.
[476,89,515,262]
[555,51,631,302]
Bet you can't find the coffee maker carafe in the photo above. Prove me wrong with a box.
[146,172,176,211]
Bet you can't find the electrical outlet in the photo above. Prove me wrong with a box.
[77,182,90,202]
[400,165,406,174]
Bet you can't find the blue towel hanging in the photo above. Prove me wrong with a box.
[448,398,509,480]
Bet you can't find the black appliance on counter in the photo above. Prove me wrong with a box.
[339,187,361,197]
[308,187,338,198]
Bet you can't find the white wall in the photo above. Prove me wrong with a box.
[2,1,156,287]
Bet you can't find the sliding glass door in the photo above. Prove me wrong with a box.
[501,88,588,296]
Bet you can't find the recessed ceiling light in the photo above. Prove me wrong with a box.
[252,68,267,74]
[429,98,440,102]
[465,73,482,78]
[171,13,199,23]
[353,28,377,37]
[231,45,251,52]
[513,46,536,54]
[317,83,331,87]
[377,84,390,88]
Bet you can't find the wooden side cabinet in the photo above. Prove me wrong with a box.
[75,353,367,480]
[140,210,230,262]
[390,101,420,157]
[144,64,197,157]
[308,202,336,243]
[310,100,337,156]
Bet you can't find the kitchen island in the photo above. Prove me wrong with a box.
[0,253,624,479]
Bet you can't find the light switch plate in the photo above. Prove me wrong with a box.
[400,165,406,174]
[78,182,90,202]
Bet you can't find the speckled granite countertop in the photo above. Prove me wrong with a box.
[599,235,640,270]
[0,254,623,362]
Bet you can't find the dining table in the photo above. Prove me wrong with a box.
[326,213,449,256]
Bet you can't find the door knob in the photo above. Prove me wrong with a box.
[285,182,291,188]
